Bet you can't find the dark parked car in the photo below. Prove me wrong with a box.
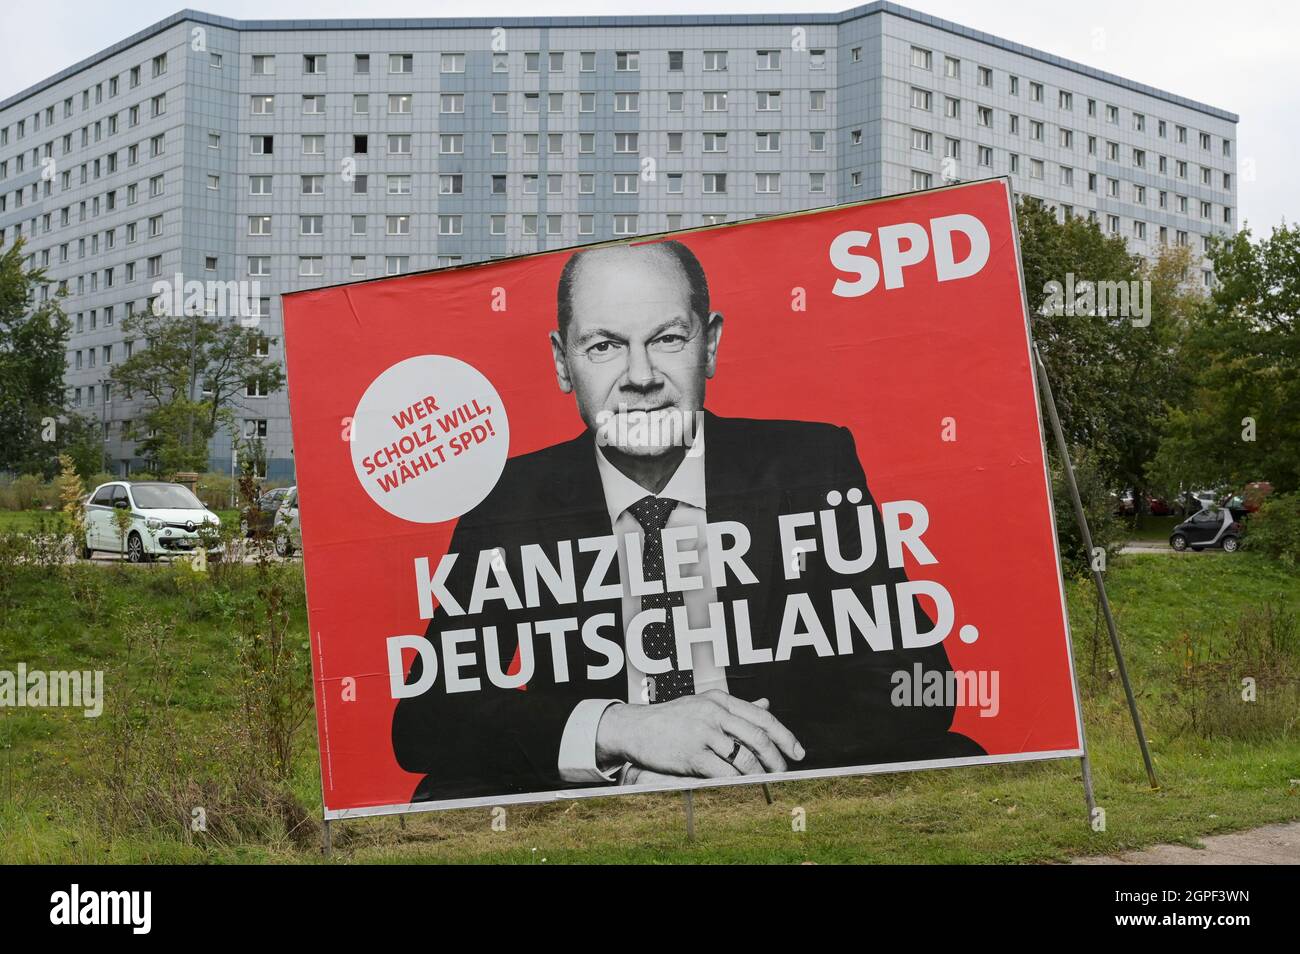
[1169,507,1242,552]
[241,486,291,537]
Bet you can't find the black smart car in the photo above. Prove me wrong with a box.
[1169,507,1243,552]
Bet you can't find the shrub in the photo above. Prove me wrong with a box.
[8,474,51,510]
[1049,447,1123,578]
[1245,492,1300,565]
[195,472,236,510]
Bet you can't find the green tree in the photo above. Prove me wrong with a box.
[110,305,284,475]
[1150,224,1300,495]
[0,240,70,475]
[1017,197,1200,518]
[54,412,109,478]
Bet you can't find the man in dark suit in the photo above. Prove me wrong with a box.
[393,240,982,802]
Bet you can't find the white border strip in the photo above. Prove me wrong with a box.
[325,747,1086,820]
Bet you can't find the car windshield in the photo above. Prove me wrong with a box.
[131,484,205,510]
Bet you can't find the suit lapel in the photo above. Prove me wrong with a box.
[703,412,782,654]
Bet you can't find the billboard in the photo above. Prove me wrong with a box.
[282,178,1084,818]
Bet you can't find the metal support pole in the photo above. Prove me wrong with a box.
[1080,753,1099,828]
[1033,344,1159,791]
[761,783,774,805]
[682,791,695,842]
[321,818,332,857]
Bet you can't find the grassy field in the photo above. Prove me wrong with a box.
[1,549,1297,864]
[0,510,63,533]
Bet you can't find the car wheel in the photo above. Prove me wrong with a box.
[274,533,294,558]
[81,542,93,560]
[1170,534,1188,551]
[126,532,146,563]
[1222,535,1239,553]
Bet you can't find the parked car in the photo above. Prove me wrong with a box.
[241,485,291,537]
[1221,481,1273,521]
[273,487,300,557]
[1146,495,1175,516]
[1113,490,1175,517]
[83,481,222,563]
[1169,507,1242,553]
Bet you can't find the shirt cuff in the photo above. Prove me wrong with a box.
[558,698,622,784]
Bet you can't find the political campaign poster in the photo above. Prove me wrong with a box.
[282,177,1084,818]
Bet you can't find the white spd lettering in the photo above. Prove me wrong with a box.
[829,213,990,297]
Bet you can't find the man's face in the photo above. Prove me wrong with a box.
[551,246,722,457]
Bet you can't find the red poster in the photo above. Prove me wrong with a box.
[283,178,1083,818]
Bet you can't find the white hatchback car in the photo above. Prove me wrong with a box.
[83,481,222,562]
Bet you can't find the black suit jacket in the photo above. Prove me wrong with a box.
[392,411,982,801]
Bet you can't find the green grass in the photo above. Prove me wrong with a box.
[1,551,1296,864]
[0,510,63,532]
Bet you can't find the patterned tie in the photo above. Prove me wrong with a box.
[627,494,695,703]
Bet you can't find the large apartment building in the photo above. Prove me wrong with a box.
[0,3,1238,479]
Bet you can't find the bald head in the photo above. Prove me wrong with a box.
[556,240,710,342]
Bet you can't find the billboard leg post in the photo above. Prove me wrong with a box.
[683,791,695,842]
[1080,753,1099,828]
[761,784,774,805]
[321,818,332,858]
[1032,344,1159,792]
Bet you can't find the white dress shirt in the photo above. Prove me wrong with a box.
[557,425,728,783]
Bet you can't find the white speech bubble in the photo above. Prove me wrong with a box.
[350,355,509,523]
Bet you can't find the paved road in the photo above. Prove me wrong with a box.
[1120,542,1176,555]
[1073,821,1300,864]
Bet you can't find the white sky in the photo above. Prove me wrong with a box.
[3,0,1293,231]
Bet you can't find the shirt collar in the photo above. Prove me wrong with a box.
[592,421,707,526]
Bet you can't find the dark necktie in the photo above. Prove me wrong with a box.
[627,494,695,703]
